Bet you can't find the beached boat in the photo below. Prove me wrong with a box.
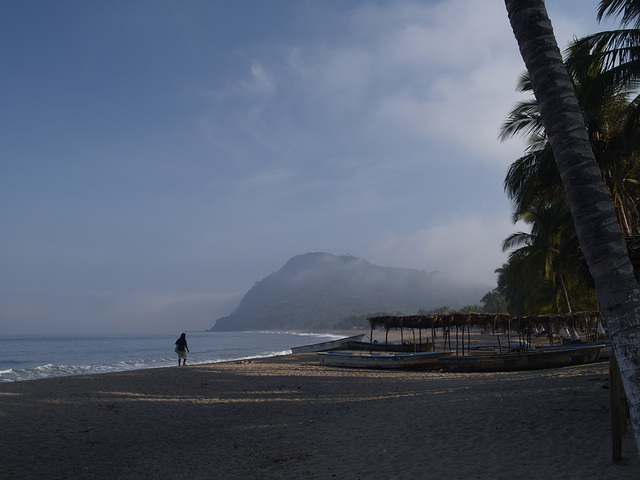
[535,341,612,360]
[291,334,365,354]
[346,340,434,352]
[317,350,454,370]
[439,344,604,373]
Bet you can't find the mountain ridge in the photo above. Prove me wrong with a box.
[210,252,492,331]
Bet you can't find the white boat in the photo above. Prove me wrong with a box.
[291,334,365,354]
[317,350,454,370]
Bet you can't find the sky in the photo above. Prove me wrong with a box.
[0,1,620,334]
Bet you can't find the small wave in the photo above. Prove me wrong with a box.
[238,349,292,360]
[0,331,318,382]
[0,358,176,383]
[246,330,344,340]
[180,349,292,367]
[0,351,293,382]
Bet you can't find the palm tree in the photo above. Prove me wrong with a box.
[480,288,508,314]
[566,1,640,236]
[566,39,640,235]
[499,51,638,316]
[504,0,640,456]
[497,253,555,314]
[502,58,640,235]
[498,194,598,315]
[499,73,564,218]
[598,0,640,27]
[568,0,640,94]
[502,198,587,313]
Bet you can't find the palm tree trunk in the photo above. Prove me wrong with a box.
[558,272,572,313]
[504,0,640,456]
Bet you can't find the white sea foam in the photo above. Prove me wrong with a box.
[0,331,338,382]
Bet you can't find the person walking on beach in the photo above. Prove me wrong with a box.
[175,333,189,366]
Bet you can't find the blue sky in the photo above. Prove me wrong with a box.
[0,1,617,334]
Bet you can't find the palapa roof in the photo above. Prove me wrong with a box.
[368,311,604,332]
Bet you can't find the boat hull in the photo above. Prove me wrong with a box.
[535,342,612,360]
[291,334,365,354]
[346,341,434,352]
[439,344,604,373]
[317,350,454,370]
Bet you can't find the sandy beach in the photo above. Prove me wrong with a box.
[1,353,638,480]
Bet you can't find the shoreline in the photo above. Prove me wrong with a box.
[1,352,638,479]
[1,330,352,384]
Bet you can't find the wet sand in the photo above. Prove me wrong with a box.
[1,354,638,479]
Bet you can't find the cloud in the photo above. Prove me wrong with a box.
[242,62,277,96]
[373,1,515,69]
[365,214,516,286]
[199,0,530,180]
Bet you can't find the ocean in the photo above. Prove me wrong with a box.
[0,331,344,383]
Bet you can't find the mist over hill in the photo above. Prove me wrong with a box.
[210,252,492,331]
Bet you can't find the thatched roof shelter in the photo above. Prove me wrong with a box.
[368,311,605,349]
[368,311,603,332]
[366,311,605,354]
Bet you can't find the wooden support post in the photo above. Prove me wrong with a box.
[445,327,451,352]
[369,323,374,354]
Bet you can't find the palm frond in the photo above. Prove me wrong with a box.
[598,0,640,28]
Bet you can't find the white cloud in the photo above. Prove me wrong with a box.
[365,215,516,286]
[376,1,516,69]
[201,0,529,175]
[350,1,525,167]
[243,62,277,96]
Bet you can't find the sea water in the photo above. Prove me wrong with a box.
[0,331,343,383]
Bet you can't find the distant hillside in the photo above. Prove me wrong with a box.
[210,252,492,331]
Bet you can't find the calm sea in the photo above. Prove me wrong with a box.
[0,331,343,383]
